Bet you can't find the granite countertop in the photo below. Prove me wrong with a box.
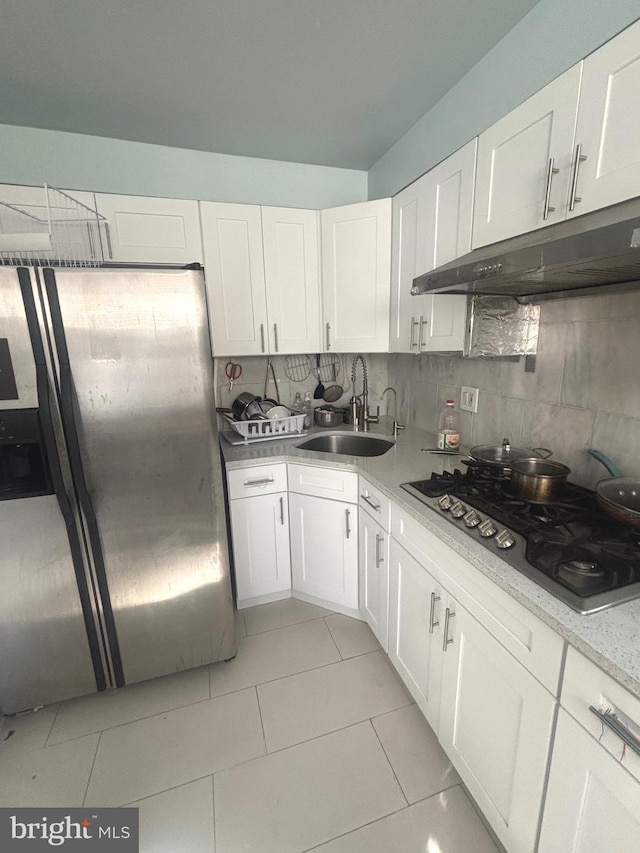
[220,418,640,700]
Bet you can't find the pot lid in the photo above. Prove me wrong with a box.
[470,443,540,464]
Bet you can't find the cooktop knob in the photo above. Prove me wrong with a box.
[478,519,497,538]
[495,529,516,549]
[450,501,467,519]
[463,509,481,528]
[438,494,454,511]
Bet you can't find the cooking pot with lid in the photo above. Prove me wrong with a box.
[468,438,551,473]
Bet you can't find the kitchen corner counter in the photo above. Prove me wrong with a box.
[219,420,640,700]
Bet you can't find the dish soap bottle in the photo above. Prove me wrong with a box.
[302,391,312,428]
[437,399,460,451]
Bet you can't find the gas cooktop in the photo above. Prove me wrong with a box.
[401,467,640,614]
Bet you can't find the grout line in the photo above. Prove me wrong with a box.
[42,704,60,749]
[118,772,215,807]
[243,613,330,638]
[253,686,268,756]
[301,800,410,852]
[81,730,103,807]
[211,774,217,853]
[322,616,345,660]
[368,717,409,808]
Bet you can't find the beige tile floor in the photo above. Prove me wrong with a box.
[0,599,501,852]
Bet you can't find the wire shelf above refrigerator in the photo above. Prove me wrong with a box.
[0,184,107,267]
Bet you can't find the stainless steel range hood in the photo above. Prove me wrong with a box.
[412,198,640,302]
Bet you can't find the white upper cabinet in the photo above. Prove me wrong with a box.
[321,198,392,353]
[472,65,582,249]
[95,193,204,264]
[201,202,268,356]
[568,18,640,218]
[201,202,320,356]
[261,206,320,354]
[390,141,474,353]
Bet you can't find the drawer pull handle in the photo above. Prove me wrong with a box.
[273,323,279,352]
[345,508,351,539]
[375,534,384,567]
[260,323,266,353]
[543,156,560,220]
[243,477,275,488]
[590,706,640,758]
[442,607,455,651]
[361,493,381,512]
[569,143,588,211]
[429,592,441,634]
[279,496,285,525]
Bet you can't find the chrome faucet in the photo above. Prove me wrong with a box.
[381,387,405,439]
[350,355,379,431]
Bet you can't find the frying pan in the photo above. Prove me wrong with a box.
[588,449,640,531]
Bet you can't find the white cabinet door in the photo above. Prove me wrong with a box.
[261,206,320,354]
[390,142,473,354]
[538,709,640,853]
[200,202,268,357]
[439,599,556,853]
[388,539,444,731]
[358,509,388,650]
[472,65,581,249]
[569,18,640,217]
[95,193,203,264]
[289,492,358,612]
[321,198,391,353]
[230,492,291,607]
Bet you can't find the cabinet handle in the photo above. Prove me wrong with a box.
[543,157,560,220]
[418,316,428,350]
[326,322,331,350]
[260,323,266,353]
[409,316,420,351]
[279,495,285,525]
[243,477,274,488]
[429,592,441,634]
[345,508,351,539]
[569,143,588,211]
[375,534,384,567]
[361,493,381,512]
[442,607,455,651]
[589,706,640,758]
[273,323,279,352]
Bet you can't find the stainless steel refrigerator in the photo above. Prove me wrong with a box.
[0,265,235,714]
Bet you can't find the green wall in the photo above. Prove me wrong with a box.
[368,0,640,199]
[0,124,367,209]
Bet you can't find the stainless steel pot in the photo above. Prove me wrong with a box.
[509,458,571,503]
[231,392,259,421]
[314,405,344,428]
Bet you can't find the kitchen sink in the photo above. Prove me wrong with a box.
[296,433,394,457]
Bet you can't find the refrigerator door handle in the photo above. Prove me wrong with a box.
[42,268,126,688]
[18,267,107,692]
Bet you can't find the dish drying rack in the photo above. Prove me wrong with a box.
[219,411,306,443]
[0,184,107,267]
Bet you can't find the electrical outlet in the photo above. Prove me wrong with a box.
[460,386,479,413]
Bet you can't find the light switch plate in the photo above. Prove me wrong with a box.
[460,386,479,413]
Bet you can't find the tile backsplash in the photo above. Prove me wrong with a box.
[387,290,640,489]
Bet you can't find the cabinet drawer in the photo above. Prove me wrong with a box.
[288,463,357,503]
[562,647,640,783]
[227,463,288,499]
[359,476,391,531]
[391,503,563,694]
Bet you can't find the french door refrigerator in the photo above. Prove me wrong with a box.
[0,265,235,714]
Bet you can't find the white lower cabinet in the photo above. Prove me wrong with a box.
[388,539,444,730]
[229,491,291,608]
[538,647,640,853]
[538,709,640,853]
[358,506,389,651]
[289,491,358,614]
[438,599,556,853]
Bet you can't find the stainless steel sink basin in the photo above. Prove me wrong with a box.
[296,433,394,457]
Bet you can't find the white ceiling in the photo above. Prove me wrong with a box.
[0,0,541,170]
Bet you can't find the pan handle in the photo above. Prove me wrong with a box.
[532,447,552,459]
[588,449,623,478]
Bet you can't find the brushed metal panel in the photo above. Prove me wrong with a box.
[0,267,37,408]
[53,269,235,684]
[0,495,97,714]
